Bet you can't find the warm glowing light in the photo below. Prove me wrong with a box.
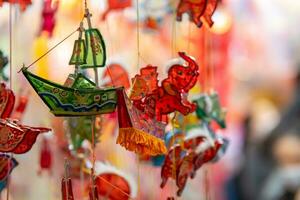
[210,6,233,34]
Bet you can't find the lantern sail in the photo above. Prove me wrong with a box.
[69,39,87,66]
[80,29,106,69]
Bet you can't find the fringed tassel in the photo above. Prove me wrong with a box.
[117,127,167,156]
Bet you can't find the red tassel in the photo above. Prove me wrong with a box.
[61,160,75,200]
[61,177,75,200]
[38,138,52,175]
[89,185,99,200]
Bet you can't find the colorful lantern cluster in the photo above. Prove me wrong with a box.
[160,92,228,196]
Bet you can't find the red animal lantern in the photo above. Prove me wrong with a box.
[131,52,199,122]
[176,0,219,27]
[160,131,226,196]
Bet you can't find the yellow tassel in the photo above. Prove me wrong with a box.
[117,128,167,156]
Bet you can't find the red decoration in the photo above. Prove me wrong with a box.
[131,52,199,122]
[117,88,167,155]
[40,0,59,37]
[0,83,15,119]
[89,184,100,200]
[95,173,131,200]
[191,138,223,178]
[11,94,28,120]
[160,134,225,196]
[61,177,74,200]
[101,0,132,20]
[160,136,205,196]
[0,154,18,181]
[0,83,51,154]
[0,0,32,11]
[103,63,130,89]
[61,161,75,200]
[38,137,52,174]
[176,0,219,27]
[202,0,218,27]
[0,119,51,154]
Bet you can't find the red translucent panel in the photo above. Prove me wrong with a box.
[0,0,32,11]
[11,95,28,120]
[103,63,130,89]
[0,83,15,119]
[101,0,132,20]
[202,0,219,27]
[0,119,51,154]
[61,178,75,200]
[0,154,18,181]
[89,185,99,200]
[176,0,219,28]
[95,173,131,200]
[39,138,52,171]
[160,134,225,196]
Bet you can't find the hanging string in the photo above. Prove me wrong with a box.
[17,27,80,73]
[203,28,208,92]
[104,21,117,88]
[134,0,142,198]
[90,116,96,199]
[136,0,140,68]
[209,33,215,91]
[171,112,178,199]
[171,11,177,57]
[187,22,191,54]
[9,3,12,89]
[6,4,14,200]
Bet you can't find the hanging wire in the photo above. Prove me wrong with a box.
[91,117,96,199]
[6,4,13,200]
[17,27,80,73]
[136,0,140,68]
[187,22,191,54]
[135,0,142,197]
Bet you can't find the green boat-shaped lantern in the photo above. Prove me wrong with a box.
[22,9,120,116]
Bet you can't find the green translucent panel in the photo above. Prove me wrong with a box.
[67,116,99,150]
[194,93,226,128]
[22,68,119,116]
[71,73,95,89]
[69,39,87,65]
[80,29,106,69]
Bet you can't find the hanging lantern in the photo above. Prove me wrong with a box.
[0,0,32,11]
[0,154,18,192]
